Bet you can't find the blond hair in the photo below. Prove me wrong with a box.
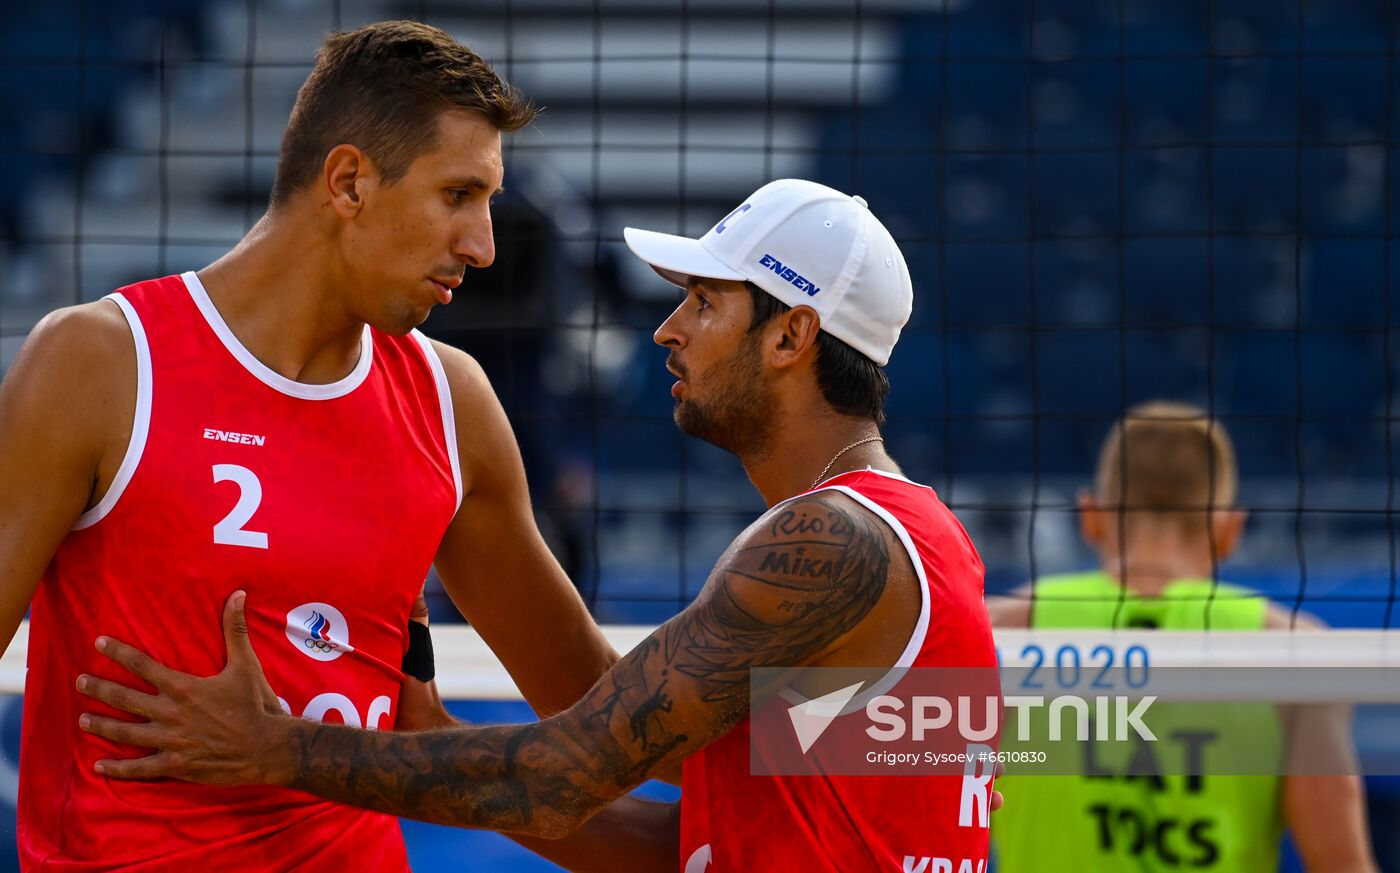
[1095,400,1237,530]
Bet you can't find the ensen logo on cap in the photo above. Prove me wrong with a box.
[758,253,822,297]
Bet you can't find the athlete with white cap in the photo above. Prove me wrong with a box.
[77,179,1002,872]
[624,179,909,367]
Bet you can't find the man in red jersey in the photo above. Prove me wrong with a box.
[0,21,616,871]
[78,179,1003,872]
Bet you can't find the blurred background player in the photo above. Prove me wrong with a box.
[0,20,618,871]
[987,400,1376,872]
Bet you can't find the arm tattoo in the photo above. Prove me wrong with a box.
[286,494,892,836]
[664,498,890,706]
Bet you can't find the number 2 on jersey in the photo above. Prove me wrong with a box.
[212,464,269,549]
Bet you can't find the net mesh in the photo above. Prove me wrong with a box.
[0,0,1396,630]
[3,7,1400,870]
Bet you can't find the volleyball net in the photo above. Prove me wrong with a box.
[1,3,1397,698]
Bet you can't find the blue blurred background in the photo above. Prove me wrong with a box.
[1,0,1397,869]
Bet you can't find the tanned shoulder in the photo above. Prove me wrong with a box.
[424,338,516,499]
[4,300,136,493]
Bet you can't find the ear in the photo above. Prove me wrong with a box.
[1077,489,1104,550]
[1211,508,1248,561]
[768,305,822,370]
[323,144,372,219]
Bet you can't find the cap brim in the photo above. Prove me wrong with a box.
[623,227,747,288]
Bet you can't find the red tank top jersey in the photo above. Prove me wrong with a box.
[679,469,998,873]
[20,273,463,872]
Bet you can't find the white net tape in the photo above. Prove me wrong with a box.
[3,623,1396,701]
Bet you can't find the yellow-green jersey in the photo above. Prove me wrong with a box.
[991,571,1285,872]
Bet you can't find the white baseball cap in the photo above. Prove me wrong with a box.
[623,179,913,366]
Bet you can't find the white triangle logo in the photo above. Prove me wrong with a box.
[786,681,865,754]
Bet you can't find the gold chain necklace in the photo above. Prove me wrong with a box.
[810,436,883,490]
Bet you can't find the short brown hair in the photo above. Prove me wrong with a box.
[745,282,890,426]
[1095,400,1237,529]
[271,20,537,206]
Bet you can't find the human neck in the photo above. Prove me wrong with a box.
[196,210,366,385]
[1100,529,1219,597]
[739,405,891,507]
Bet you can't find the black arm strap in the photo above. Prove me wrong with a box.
[402,620,436,682]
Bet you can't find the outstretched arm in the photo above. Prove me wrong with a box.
[394,587,680,869]
[510,796,680,872]
[427,342,617,718]
[1269,607,1378,872]
[79,492,891,838]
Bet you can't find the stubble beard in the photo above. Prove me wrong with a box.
[380,296,432,336]
[672,333,775,459]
